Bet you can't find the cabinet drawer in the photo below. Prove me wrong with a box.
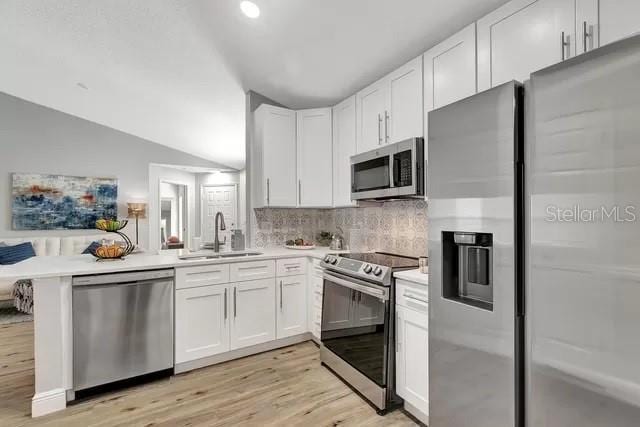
[176,264,230,290]
[276,258,307,276]
[396,279,428,314]
[230,260,275,282]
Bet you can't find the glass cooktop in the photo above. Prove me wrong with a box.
[339,252,419,269]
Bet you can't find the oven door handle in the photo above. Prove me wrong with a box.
[323,272,389,301]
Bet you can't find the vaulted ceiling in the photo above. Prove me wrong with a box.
[0,0,509,170]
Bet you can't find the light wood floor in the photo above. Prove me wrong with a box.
[0,322,417,426]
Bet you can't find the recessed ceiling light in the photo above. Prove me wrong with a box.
[240,1,260,19]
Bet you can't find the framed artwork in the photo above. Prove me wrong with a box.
[11,173,118,230]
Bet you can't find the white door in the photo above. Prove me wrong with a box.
[356,79,387,153]
[387,56,423,144]
[354,291,384,327]
[202,185,236,244]
[230,279,276,350]
[175,285,230,363]
[332,96,357,207]
[261,105,297,207]
[599,0,640,47]
[477,0,576,91]
[396,305,429,417]
[297,108,333,207]
[277,275,307,339]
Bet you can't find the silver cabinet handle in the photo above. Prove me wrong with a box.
[583,21,593,53]
[224,288,228,320]
[384,111,389,143]
[358,291,362,303]
[266,178,270,206]
[396,311,402,353]
[351,289,356,303]
[561,31,570,61]
[233,287,237,318]
[377,114,382,145]
[298,180,302,205]
[280,280,283,310]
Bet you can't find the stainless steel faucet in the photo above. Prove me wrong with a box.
[214,212,226,252]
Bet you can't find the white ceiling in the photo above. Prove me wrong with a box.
[0,0,509,170]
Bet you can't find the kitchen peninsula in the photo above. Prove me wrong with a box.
[0,248,341,418]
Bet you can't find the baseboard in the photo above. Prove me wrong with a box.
[175,333,313,374]
[32,388,67,417]
[403,400,429,426]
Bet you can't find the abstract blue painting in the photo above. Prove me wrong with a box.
[11,173,118,230]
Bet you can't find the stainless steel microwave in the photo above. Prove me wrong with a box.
[351,137,424,201]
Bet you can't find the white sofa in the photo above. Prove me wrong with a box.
[0,234,108,300]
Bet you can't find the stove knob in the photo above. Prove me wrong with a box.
[373,266,383,276]
[330,257,338,265]
[363,264,373,274]
[323,255,331,263]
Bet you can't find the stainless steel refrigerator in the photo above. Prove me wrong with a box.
[428,80,524,427]
[428,34,640,427]
[527,34,640,426]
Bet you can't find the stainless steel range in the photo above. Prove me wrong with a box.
[320,252,419,414]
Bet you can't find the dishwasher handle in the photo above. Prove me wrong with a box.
[72,269,174,286]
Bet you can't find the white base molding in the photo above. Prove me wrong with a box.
[404,400,429,425]
[174,333,312,374]
[32,388,67,417]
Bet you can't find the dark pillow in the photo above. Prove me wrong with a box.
[0,242,36,265]
[82,241,101,255]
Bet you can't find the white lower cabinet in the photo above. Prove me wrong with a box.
[230,278,276,350]
[175,284,230,364]
[308,259,324,340]
[277,274,307,339]
[396,279,429,419]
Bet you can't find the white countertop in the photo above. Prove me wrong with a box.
[394,269,428,285]
[0,247,345,282]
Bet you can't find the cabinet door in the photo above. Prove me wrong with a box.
[277,275,307,339]
[332,96,357,207]
[297,108,333,207]
[424,23,477,113]
[230,279,276,350]
[387,56,423,144]
[599,0,640,47]
[354,291,384,327]
[576,0,599,55]
[261,105,297,207]
[477,0,575,91]
[356,79,387,153]
[396,306,429,417]
[175,285,230,363]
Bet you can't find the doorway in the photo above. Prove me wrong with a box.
[201,184,238,245]
[160,181,188,249]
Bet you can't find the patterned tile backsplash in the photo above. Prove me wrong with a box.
[251,200,428,258]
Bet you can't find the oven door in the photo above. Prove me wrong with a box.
[321,271,390,387]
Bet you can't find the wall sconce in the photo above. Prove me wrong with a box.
[127,202,147,245]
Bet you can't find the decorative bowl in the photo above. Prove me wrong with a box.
[95,219,129,232]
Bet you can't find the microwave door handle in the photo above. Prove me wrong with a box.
[393,156,401,187]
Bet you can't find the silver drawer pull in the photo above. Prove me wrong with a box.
[403,293,428,304]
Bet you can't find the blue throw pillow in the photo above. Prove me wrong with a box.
[82,241,101,255]
[0,242,36,265]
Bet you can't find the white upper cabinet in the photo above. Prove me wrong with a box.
[477,0,575,91]
[296,108,333,207]
[598,0,640,47]
[576,0,599,55]
[253,105,297,208]
[356,78,387,153]
[424,23,477,113]
[387,56,423,144]
[332,96,357,207]
[356,56,423,154]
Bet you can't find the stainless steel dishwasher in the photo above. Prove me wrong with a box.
[72,269,174,394]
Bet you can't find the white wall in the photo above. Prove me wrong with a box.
[0,92,228,248]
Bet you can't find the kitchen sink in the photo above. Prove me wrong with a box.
[178,251,262,261]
